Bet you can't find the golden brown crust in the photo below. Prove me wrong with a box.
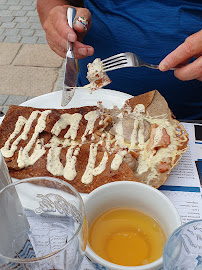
[124,90,156,111]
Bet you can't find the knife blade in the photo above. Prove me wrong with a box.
[61,7,77,107]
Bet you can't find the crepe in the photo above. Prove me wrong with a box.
[85,58,111,91]
[0,90,188,193]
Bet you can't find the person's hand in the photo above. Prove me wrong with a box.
[43,5,94,59]
[159,30,202,81]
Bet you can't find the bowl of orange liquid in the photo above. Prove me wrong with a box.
[84,181,181,270]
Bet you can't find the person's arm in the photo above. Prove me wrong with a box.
[159,30,202,81]
[37,0,94,59]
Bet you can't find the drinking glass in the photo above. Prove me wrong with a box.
[0,176,87,270]
[0,150,12,189]
[163,219,202,270]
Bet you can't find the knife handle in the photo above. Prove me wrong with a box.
[67,7,76,29]
[67,7,76,50]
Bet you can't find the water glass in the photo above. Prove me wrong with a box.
[0,176,87,270]
[0,150,12,189]
[163,219,202,270]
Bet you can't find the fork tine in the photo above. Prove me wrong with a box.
[103,62,128,72]
[102,53,126,63]
[102,51,162,72]
[102,60,127,71]
[102,58,127,68]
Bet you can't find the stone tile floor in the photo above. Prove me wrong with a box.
[0,0,65,115]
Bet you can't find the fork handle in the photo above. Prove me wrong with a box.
[143,64,159,69]
[144,64,179,71]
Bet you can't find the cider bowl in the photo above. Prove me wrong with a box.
[84,181,181,270]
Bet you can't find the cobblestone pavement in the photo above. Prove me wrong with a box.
[0,0,46,44]
[0,0,65,115]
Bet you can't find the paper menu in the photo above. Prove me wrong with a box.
[160,189,202,224]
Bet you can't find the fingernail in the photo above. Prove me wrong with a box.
[159,61,169,71]
[68,33,76,42]
[87,47,94,56]
[78,48,86,55]
[74,17,88,31]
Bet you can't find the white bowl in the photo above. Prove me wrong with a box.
[84,181,181,270]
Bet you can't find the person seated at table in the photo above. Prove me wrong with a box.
[37,0,202,120]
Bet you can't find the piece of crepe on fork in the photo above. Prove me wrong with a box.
[0,90,188,193]
[84,58,112,91]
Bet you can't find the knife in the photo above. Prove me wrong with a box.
[61,7,77,107]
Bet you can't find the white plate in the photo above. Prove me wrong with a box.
[21,88,133,109]
[0,88,132,125]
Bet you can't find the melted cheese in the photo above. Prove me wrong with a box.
[136,117,179,184]
[137,119,145,147]
[153,126,164,147]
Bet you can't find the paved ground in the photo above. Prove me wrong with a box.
[0,0,65,114]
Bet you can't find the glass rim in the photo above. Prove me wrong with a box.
[0,176,86,264]
[163,219,202,269]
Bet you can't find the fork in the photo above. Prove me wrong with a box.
[102,52,175,72]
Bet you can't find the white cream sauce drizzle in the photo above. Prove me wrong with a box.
[105,133,113,152]
[93,151,108,176]
[47,147,63,176]
[111,150,128,170]
[45,136,64,148]
[17,110,51,168]
[1,110,51,166]
[51,113,82,140]
[81,143,113,184]
[81,110,98,142]
[130,119,139,150]
[64,146,80,180]
[115,120,125,148]
[1,116,27,158]
[46,145,80,181]
[81,143,98,184]
[132,104,145,115]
